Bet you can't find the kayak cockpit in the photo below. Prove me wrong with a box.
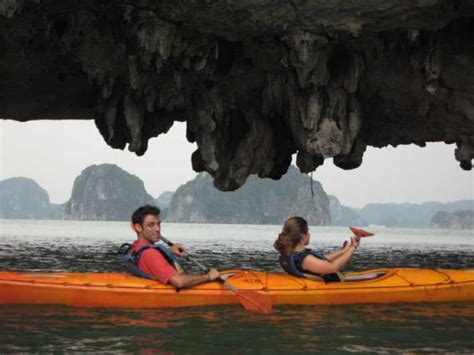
[343,271,388,282]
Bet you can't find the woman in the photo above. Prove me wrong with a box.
[274,216,360,282]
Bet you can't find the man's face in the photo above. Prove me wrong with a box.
[134,214,161,243]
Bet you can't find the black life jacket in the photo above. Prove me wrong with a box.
[118,243,184,280]
[279,248,342,282]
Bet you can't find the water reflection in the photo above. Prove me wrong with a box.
[1,303,473,352]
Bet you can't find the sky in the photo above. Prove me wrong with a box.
[0,119,473,208]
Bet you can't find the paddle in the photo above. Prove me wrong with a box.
[159,235,272,314]
[342,227,374,249]
[349,226,374,238]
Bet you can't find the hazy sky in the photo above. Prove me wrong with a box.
[1,120,472,208]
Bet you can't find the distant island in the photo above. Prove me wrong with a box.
[354,200,473,228]
[64,164,155,221]
[329,195,366,227]
[155,191,174,209]
[165,166,330,225]
[1,164,472,229]
[0,177,63,220]
[431,210,473,229]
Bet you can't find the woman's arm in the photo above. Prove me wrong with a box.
[324,242,350,261]
[303,237,360,274]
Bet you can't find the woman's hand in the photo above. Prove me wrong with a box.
[350,236,360,249]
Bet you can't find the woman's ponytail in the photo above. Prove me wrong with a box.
[274,232,293,255]
[273,216,309,255]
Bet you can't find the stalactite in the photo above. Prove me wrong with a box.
[2,2,473,191]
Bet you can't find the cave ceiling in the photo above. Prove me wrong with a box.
[1,0,473,190]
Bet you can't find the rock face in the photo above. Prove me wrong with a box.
[431,210,474,229]
[0,177,61,219]
[1,1,474,190]
[154,191,173,209]
[328,196,366,227]
[64,164,155,221]
[166,166,330,225]
[49,203,65,220]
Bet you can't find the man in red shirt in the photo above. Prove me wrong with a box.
[130,205,219,288]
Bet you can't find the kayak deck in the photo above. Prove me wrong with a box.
[0,268,473,308]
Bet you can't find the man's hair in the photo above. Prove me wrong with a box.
[131,205,161,225]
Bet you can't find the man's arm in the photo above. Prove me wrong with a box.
[168,269,220,289]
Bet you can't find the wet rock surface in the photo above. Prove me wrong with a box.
[1,1,473,190]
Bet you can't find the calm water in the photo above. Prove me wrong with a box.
[0,220,473,353]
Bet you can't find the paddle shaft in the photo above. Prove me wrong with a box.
[159,235,239,292]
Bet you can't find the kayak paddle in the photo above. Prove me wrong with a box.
[349,226,374,238]
[159,235,272,314]
[342,227,374,249]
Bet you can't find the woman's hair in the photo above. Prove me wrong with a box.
[274,216,309,255]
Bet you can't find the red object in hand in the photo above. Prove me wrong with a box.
[349,227,374,238]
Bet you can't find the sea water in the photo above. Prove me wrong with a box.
[0,220,473,352]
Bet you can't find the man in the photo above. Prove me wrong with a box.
[130,204,219,288]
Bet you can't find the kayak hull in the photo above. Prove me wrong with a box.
[0,268,473,308]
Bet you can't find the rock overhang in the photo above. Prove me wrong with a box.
[1,0,473,190]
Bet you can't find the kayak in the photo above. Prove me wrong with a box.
[0,268,473,308]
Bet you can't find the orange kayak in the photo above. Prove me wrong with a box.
[0,268,473,308]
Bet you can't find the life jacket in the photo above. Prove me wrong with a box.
[118,243,185,279]
[279,248,343,282]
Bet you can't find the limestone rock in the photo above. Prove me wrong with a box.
[1,1,474,190]
[358,200,474,228]
[165,166,330,225]
[431,210,474,229]
[154,191,174,209]
[0,177,61,219]
[64,164,155,221]
[328,195,366,227]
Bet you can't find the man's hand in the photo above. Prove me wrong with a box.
[169,243,185,257]
[207,268,220,281]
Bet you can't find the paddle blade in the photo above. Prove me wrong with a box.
[237,291,272,314]
[349,226,374,238]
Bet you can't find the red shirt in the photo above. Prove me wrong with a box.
[131,240,177,284]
